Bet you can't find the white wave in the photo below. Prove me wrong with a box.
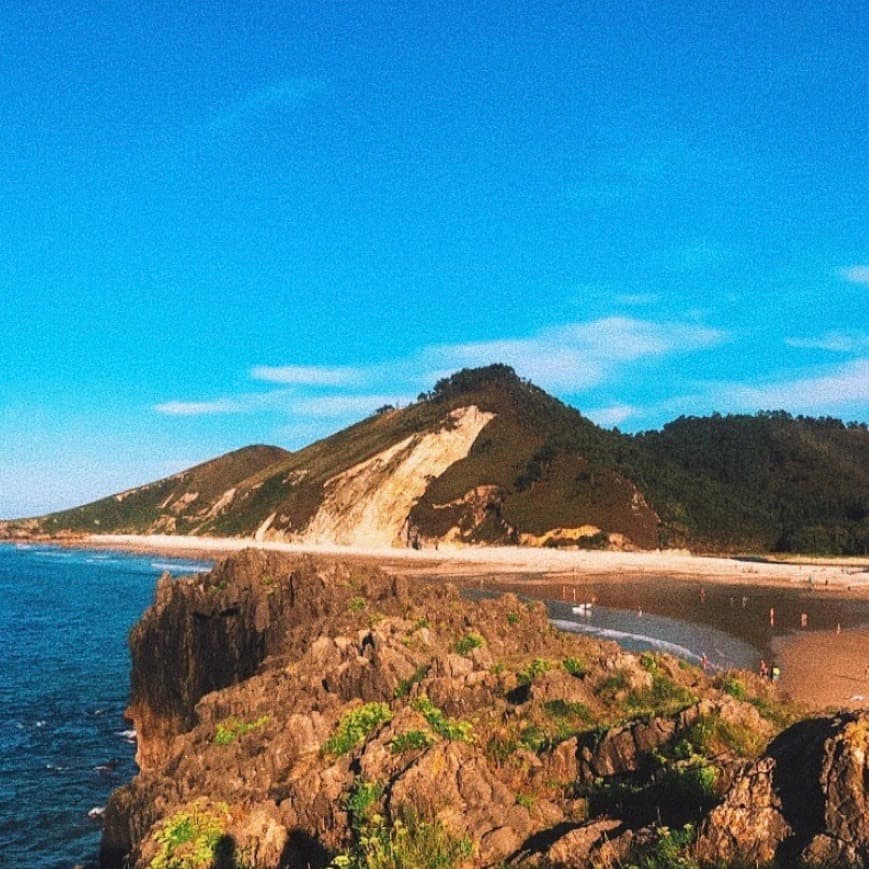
[88,806,105,819]
[551,618,702,663]
[150,561,211,573]
[117,729,137,740]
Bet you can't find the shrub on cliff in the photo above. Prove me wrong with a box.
[213,715,269,745]
[324,703,393,756]
[331,804,474,869]
[149,800,230,869]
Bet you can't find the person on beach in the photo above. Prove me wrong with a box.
[759,659,769,679]
[701,653,709,672]
[771,665,781,682]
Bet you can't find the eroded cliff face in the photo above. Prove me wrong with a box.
[299,405,496,547]
[102,553,869,868]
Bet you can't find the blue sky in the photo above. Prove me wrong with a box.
[1,2,867,517]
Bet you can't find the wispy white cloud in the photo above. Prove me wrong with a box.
[422,317,726,392]
[585,403,637,428]
[568,141,740,204]
[155,316,729,429]
[615,292,660,306]
[839,265,869,285]
[154,398,248,416]
[210,77,325,131]
[251,364,365,387]
[723,358,869,413]
[154,390,293,417]
[786,332,869,353]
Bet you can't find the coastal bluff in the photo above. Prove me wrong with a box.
[102,551,868,868]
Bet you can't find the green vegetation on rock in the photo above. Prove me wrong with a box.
[453,631,485,655]
[324,703,393,756]
[149,800,231,869]
[213,715,269,746]
[411,696,473,742]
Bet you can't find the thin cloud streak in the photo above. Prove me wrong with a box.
[585,403,637,428]
[424,317,726,391]
[839,265,869,285]
[723,358,869,413]
[251,364,366,387]
[155,316,729,424]
[210,77,325,131]
[154,398,248,416]
[786,332,869,353]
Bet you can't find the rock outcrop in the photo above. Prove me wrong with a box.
[696,711,869,867]
[101,552,868,868]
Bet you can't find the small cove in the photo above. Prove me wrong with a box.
[460,574,869,668]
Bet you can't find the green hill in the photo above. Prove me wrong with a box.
[629,412,869,554]
[5,365,867,554]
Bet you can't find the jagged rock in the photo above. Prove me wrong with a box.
[547,818,633,868]
[100,552,866,869]
[578,716,677,782]
[510,817,632,867]
[696,711,869,867]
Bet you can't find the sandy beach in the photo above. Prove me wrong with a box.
[773,628,869,711]
[59,533,869,594]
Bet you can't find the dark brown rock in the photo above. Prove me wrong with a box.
[696,711,869,867]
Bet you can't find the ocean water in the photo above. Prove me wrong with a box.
[0,544,212,869]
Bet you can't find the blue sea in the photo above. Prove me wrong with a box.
[0,543,212,868]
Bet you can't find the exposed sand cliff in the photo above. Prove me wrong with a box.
[300,405,495,547]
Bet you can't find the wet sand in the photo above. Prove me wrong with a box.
[455,574,869,657]
[773,628,869,711]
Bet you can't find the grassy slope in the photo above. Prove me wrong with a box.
[38,445,291,534]
[407,367,659,546]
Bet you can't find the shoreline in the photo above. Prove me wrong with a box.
[6,532,867,594]
[5,534,867,713]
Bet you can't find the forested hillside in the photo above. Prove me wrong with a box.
[629,412,869,554]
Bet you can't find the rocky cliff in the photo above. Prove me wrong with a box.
[102,552,868,868]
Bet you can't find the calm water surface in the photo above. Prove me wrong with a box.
[464,574,869,668]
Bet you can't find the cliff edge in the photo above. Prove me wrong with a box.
[102,552,868,868]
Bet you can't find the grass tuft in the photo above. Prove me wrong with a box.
[324,703,393,756]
